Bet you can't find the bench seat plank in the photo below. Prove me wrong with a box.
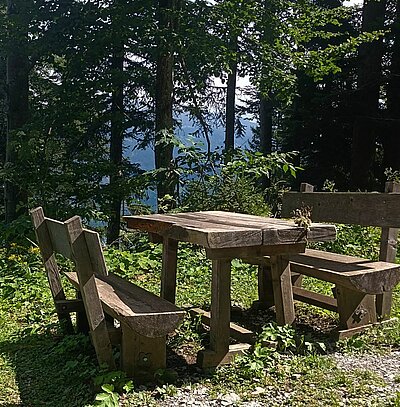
[64,271,185,338]
[286,249,400,294]
[247,249,400,295]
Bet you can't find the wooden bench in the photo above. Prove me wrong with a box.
[31,207,185,378]
[249,182,400,338]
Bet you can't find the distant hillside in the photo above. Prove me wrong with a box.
[124,114,256,169]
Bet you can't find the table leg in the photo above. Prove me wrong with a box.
[160,237,178,303]
[198,259,231,367]
[255,265,275,309]
[270,255,295,325]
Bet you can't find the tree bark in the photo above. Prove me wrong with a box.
[259,94,273,190]
[107,46,124,245]
[155,0,176,206]
[0,56,6,166]
[383,0,400,173]
[350,0,387,190]
[0,56,5,212]
[259,94,273,155]
[225,65,237,153]
[224,39,238,157]
[5,0,30,223]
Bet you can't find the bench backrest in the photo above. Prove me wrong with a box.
[281,182,400,262]
[31,207,115,369]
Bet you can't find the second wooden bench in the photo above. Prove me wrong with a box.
[248,182,400,338]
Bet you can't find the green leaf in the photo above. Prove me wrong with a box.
[123,380,134,393]
[101,384,115,393]
[95,393,110,401]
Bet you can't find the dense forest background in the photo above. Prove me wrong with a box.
[1,0,400,243]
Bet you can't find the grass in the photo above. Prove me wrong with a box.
[0,226,400,406]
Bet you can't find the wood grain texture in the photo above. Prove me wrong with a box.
[336,285,377,329]
[292,286,337,312]
[336,318,397,339]
[206,243,306,260]
[262,224,336,244]
[270,255,295,325]
[197,343,251,368]
[161,237,178,303]
[379,182,400,261]
[124,211,335,248]
[64,271,185,338]
[45,218,73,259]
[124,213,262,248]
[282,191,400,228]
[257,264,275,309]
[174,211,336,243]
[209,259,231,359]
[377,181,400,318]
[84,229,108,277]
[30,207,73,333]
[120,323,166,379]
[190,308,256,344]
[54,298,84,314]
[284,249,400,294]
[181,211,336,242]
[65,216,115,370]
[31,207,53,261]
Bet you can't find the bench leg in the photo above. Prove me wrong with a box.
[76,290,90,334]
[376,292,392,320]
[45,255,74,334]
[336,285,377,330]
[270,255,295,326]
[121,324,166,379]
[256,266,303,310]
[256,265,275,309]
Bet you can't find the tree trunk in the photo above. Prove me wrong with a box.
[259,94,273,189]
[5,0,30,223]
[259,94,273,155]
[383,0,400,173]
[0,56,6,211]
[224,39,238,157]
[225,64,237,154]
[350,0,387,190]
[0,56,6,165]
[106,46,124,245]
[155,0,176,207]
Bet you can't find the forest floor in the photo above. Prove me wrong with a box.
[0,240,400,406]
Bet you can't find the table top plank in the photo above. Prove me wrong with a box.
[178,211,335,242]
[124,213,263,248]
[123,211,336,249]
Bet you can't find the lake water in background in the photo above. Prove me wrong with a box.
[123,115,255,210]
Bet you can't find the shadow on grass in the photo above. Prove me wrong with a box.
[0,330,97,407]
[0,325,212,407]
[0,303,350,407]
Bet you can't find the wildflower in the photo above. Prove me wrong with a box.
[29,247,40,254]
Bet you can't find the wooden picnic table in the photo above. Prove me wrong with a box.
[123,211,336,367]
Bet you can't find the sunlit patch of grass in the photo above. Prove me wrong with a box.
[0,355,20,404]
[1,236,399,406]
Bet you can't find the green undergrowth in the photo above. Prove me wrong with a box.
[0,223,399,405]
[104,241,259,309]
